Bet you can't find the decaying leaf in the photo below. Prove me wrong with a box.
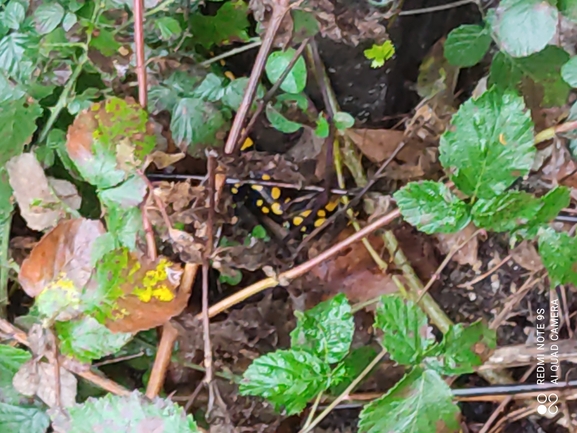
[19,218,105,298]
[511,241,543,272]
[7,153,81,231]
[13,360,77,408]
[147,150,185,169]
[434,223,480,267]
[346,128,404,164]
[105,253,186,333]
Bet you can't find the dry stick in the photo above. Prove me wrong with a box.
[223,0,292,154]
[198,209,401,319]
[489,275,543,330]
[458,253,512,288]
[0,318,130,396]
[488,407,536,433]
[416,229,483,302]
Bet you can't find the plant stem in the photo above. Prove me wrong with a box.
[0,215,11,318]
[302,392,323,429]
[299,349,388,433]
[200,39,262,67]
[398,0,478,15]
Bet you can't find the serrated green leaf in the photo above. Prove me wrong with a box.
[240,349,331,415]
[315,114,329,138]
[55,316,133,363]
[0,33,27,77]
[516,186,571,239]
[52,391,198,432]
[471,190,542,232]
[73,140,126,189]
[439,87,535,199]
[329,346,378,395]
[98,175,147,209]
[34,3,65,35]
[171,97,228,155]
[0,402,49,433]
[62,12,77,32]
[0,344,31,405]
[265,48,307,94]
[89,28,120,57]
[193,73,226,102]
[290,293,354,364]
[538,227,577,287]
[358,368,460,433]
[189,0,249,48]
[375,295,436,365]
[562,55,577,88]
[156,16,181,41]
[363,40,395,68]
[265,103,302,133]
[91,232,116,265]
[334,111,354,130]
[106,206,142,251]
[222,77,264,111]
[490,47,571,107]
[429,321,496,375]
[68,88,99,115]
[0,98,42,166]
[4,1,26,30]
[493,0,557,58]
[0,72,24,103]
[444,24,491,67]
[394,181,470,234]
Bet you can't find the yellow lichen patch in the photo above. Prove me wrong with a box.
[132,259,175,303]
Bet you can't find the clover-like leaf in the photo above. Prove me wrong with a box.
[394,181,470,234]
[51,391,198,432]
[363,40,395,68]
[471,190,543,232]
[265,48,307,94]
[492,0,558,57]
[439,87,535,199]
[538,227,577,287]
[375,295,436,365]
[444,24,491,67]
[240,349,331,415]
[290,293,354,364]
[358,368,460,433]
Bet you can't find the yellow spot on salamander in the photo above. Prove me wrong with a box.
[224,71,236,80]
[301,226,307,233]
[271,202,283,215]
[262,206,270,214]
[325,200,339,212]
[256,199,264,207]
[231,187,239,194]
[271,187,281,200]
[314,218,326,228]
[261,174,271,181]
[240,137,254,151]
[293,216,304,226]
[300,210,312,218]
[317,209,326,217]
[251,184,264,192]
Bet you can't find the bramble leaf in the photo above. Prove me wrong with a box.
[492,0,557,57]
[444,24,491,67]
[0,99,42,166]
[155,16,182,41]
[34,3,65,35]
[538,227,577,287]
[189,0,249,48]
[471,190,543,232]
[98,175,147,209]
[394,181,470,234]
[358,368,460,433]
[4,1,26,30]
[0,402,50,433]
[0,33,28,77]
[193,73,226,102]
[240,349,331,415]
[265,103,302,133]
[375,295,436,365]
[439,87,535,199]
[51,391,198,432]
[0,345,32,405]
[265,48,307,94]
[55,316,133,363]
[290,293,354,364]
[363,40,395,68]
[516,186,571,239]
[560,0,577,21]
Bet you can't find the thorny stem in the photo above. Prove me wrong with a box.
[299,348,388,433]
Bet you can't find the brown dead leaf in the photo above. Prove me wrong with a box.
[147,150,185,169]
[346,128,405,164]
[105,253,186,333]
[434,223,480,267]
[13,360,77,408]
[7,153,81,231]
[19,218,105,298]
[511,241,543,272]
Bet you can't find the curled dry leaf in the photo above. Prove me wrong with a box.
[19,218,105,298]
[6,153,81,231]
[105,253,187,333]
[147,150,185,169]
[434,223,480,267]
[13,360,77,408]
[511,241,544,272]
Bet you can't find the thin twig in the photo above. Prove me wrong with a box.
[458,253,512,288]
[0,216,11,318]
[490,275,543,330]
[134,0,147,108]
[93,351,145,367]
[398,0,478,15]
[200,39,262,67]
[139,172,173,230]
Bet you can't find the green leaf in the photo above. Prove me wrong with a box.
[265,103,302,133]
[73,141,126,189]
[334,111,355,130]
[0,169,13,222]
[170,97,228,155]
[68,88,99,115]
[0,73,25,103]
[4,1,26,30]
[492,0,558,57]
[52,391,198,432]
[156,16,182,41]
[444,24,491,67]
[0,98,42,166]
[0,33,28,79]
[490,47,571,108]
[222,77,264,111]
[290,294,354,364]
[250,224,267,239]
[189,0,249,48]
[439,87,535,199]
[329,346,378,395]
[62,12,77,32]
[471,191,543,232]
[34,3,65,35]
[240,349,331,415]
[394,181,470,234]
[291,9,319,43]
[560,0,577,21]
[430,321,496,375]
[98,175,147,209]
[0,402,50,433]
[375,295,436,365]
[192,73,226,102]
[562,55,577,88]
[538,227,577,287]
[106,206,142,251]
[265,48,307,94]
[358,368,460,433]
[363,40,395,68]
[516,186,571,239]
[89,28,121,56]
[315,114,329,138]
[56,316,133,363]
[218,269,242,286]
[91,232,117,265]
[0,344,31,405]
